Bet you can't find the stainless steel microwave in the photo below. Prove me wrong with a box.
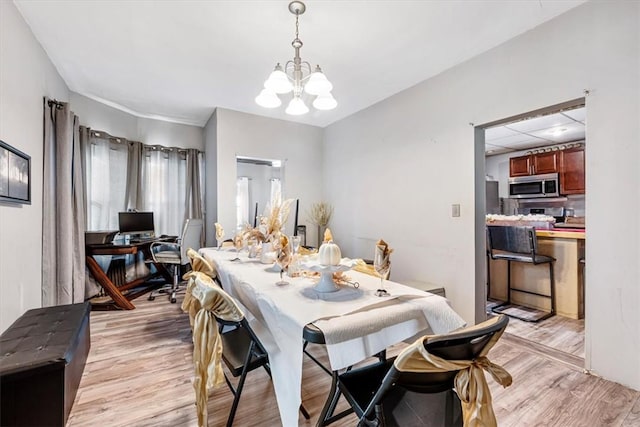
[508,173,560,198]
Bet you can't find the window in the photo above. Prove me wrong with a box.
[141,148,187,236]
[270,178,282,205]
[236,177,250,227]
[84,132,203,235]
[85,137,128,231]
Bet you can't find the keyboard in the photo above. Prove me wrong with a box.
[129,237,155,244]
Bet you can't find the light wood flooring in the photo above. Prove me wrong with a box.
[68,295,639,427]
[488,300,585,360]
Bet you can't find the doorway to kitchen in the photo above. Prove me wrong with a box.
[476,98,586,367]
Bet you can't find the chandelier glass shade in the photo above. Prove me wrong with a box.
[255,1,337,115]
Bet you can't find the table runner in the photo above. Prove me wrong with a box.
[200,248,466,427]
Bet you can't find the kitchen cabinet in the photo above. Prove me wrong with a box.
[509,151,559,177]
[509,155,531,176]
[560,146,585,194]
[533,151,559,174]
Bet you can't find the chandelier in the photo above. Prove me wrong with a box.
[255,1,337,115]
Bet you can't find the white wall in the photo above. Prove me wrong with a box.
[323,1,639,390]
[70,92,204,150]
[0,1,69,332]
[209,108,324,247]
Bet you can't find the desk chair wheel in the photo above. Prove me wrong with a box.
[148,295,155,301]
[170,292,177,304]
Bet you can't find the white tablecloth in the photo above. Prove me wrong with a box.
[200,248,466,427]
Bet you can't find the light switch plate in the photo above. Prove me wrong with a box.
[452,204,460,217]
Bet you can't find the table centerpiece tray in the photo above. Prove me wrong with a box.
[301,259,357,293]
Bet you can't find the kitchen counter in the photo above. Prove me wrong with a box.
[489,226,585,319]
[536,229,585,239]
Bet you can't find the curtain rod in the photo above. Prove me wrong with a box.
[87,128,203,154]
[89,129,132,144]
[47,99,65,109]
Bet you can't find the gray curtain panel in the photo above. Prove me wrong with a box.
[42,99,86,306]
[185,148,204,246]
[185,148,203,219]
[125,140,144,211]
[79,126,90,229]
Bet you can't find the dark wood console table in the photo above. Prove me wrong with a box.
[86,237,176,310]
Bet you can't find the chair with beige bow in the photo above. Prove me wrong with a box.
[336,314,511,427]
[180,249,220,326]
[182,275,310,427]
[185,248,219,284]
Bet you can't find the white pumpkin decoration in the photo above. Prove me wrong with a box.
[319,240,341,265]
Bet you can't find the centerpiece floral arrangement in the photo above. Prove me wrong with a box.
[259,192,295,243]
[307,201,333,247]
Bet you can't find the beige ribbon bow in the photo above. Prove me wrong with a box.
[184,248,217,280]
[181,249,218,327]
[182,277,244,427]
[394,317,512,427]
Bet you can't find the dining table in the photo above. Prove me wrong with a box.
[200,247,466,427]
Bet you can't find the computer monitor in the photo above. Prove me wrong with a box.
[118,212,155,237]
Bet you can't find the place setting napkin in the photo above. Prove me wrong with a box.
[374,239,393,296]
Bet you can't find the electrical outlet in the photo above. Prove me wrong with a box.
[452,204,460,217]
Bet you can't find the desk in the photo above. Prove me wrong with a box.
[201,248,465,427]
[86,237,176,310]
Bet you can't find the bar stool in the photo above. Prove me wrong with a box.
[487,225,556,322]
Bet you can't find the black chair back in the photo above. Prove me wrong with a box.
[341,315,510,427]
[487,225,537,256]
[394,315,508,393]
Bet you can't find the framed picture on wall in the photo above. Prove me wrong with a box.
[0,140,31,205]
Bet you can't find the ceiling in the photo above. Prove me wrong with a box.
[485,106,586,156]
[15,0,584,128]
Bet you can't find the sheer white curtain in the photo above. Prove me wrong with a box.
[270,178,282,204]
[142,147,186,236]
[236,177,250,227]
[84,134,128,230]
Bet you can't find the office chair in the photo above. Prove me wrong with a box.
[184,276,309,427]
[337,314,511,427]
[149,218,204,303]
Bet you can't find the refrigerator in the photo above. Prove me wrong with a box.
[486,181,500,214]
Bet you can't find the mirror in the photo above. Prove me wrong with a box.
[236,156,283,228]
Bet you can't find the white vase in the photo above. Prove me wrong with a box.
[260,242,277,264]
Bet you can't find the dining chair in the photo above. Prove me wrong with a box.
[303,323,387,426]
[185,248,219,283]
[148,218,204,303]
[184,276,309,427]
[336,314,511,427]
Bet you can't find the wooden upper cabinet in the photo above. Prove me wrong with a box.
[533,151,559,174]
[509,152,559,177]
[509,155,531,177]
[560,146,585,194]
